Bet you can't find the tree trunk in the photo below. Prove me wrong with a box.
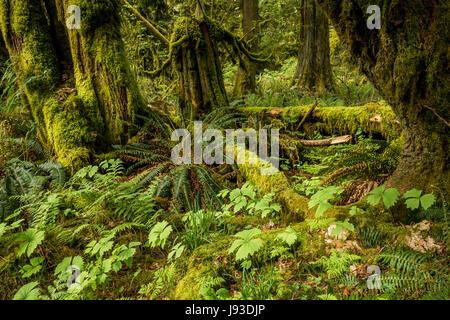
[234,0,259,97]
[0,35,7,71]
[292,0,334,93]
[174,14,229,117]
[59,0,146,146]
[0,0,146,170]
[316,0,449,197]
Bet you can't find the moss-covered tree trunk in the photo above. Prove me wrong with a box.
[173,6,229,117]
[317,0,449,196]
[292,0,334,93]
[234,0,259,97]
[0,0,146,170]
[58,0,146,146]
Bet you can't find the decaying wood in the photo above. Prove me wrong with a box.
[296,100,319,130]
[298,135,352,146]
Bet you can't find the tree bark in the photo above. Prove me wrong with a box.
[292,0,334,93]
[234,0,259,97]
[0,34,7,71]
[172,8,229,117]
[0,0,146,170]
[316,0,450,196]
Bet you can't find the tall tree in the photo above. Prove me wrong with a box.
[0,0,146,170]
[234,0,259,97]
[316,0,449,196]
[128,0,264,116]
[292,0,334,93]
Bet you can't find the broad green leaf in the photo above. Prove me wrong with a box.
[20,257,44,278]
[367,185,384,206]
[235,238,263,261]
[405,198,420,210]
[315,202,333,218]
[229,229,264,261]
[216,288,231,300]
[15,229,45,258]
[420,194,436,210]
[382,188,400,209]
[234,228,262,240]
[229,189,241,201]
[367,186,400,209]
[13,282,41,300]
[402,189,422,199]
[276,227,299,246]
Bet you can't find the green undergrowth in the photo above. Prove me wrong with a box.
[0,157,447,300]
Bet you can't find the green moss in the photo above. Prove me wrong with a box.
[226,145,310,224]
[173,221,329,299]
[173,237,234,299]
[223,216,262,230]
[317,0,450,196]
[240,101,400,141]
[43,94,92,171]
[66,2,145,146]
[0,0,97,168]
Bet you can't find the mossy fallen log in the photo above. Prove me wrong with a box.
[227,145,358,224]
[226,145,310,224]
[239,101,400,141]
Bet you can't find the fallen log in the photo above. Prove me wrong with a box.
[227,145,354,225]
[239,101,401,141]
[299,135,352,146]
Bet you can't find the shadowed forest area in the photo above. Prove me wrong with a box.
[0,0,448,301]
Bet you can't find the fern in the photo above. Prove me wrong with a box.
[378,250,426,274]
[314,249,361,279]
[357,227,383,248]
[376,250,449,294]
[114,104,243,213]
[325,139,399,185]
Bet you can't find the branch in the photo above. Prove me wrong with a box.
[121,0,170,46]
[424,105,450,128]
[298,135,352,146]
[296,100,319,131]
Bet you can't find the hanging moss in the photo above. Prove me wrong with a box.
[0,0,149,168]
[147,12,267,115]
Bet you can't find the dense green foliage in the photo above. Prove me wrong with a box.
[0,0,448,301]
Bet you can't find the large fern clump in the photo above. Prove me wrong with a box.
[323,139,400,204]
[115,104,245,212]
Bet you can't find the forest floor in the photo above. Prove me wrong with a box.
[0,57,448,301]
